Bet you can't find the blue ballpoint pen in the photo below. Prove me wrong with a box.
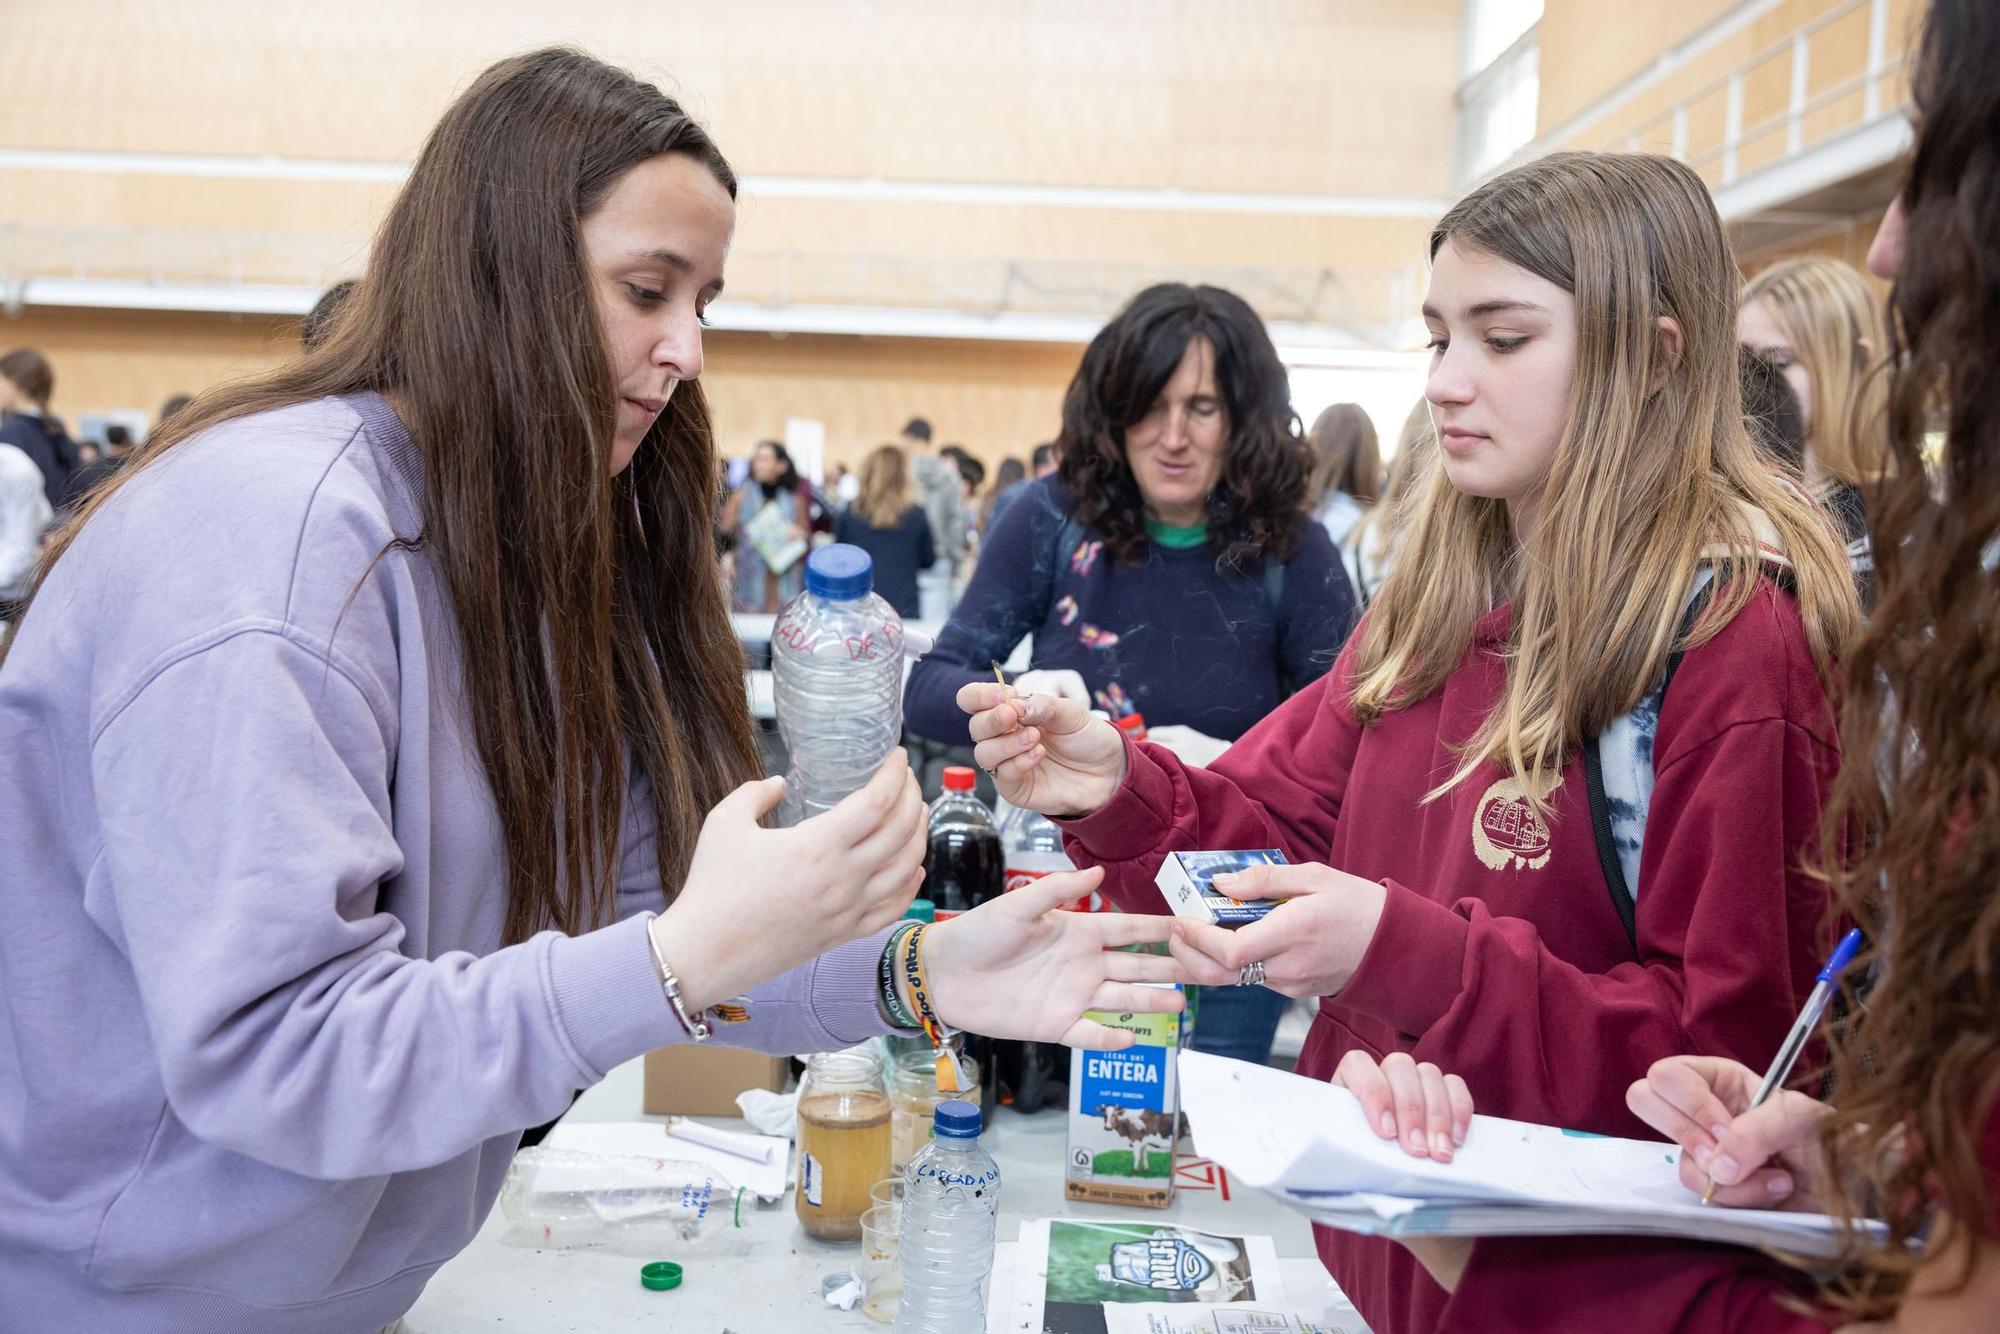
[1700,927,1866,1204]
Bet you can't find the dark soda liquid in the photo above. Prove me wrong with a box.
[923,823,1002,920]
[924,820,1004,1102]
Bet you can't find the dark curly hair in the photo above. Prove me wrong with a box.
[1814,0,2000,1317]
[1055,283,1310,569]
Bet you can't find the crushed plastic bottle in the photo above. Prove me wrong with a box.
[498,1147,744,1253]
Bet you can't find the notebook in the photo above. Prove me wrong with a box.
[1178,1051,1882,1260]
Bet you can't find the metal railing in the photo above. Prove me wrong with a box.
[1502,0,1909,192]
[1614,0,1905,183]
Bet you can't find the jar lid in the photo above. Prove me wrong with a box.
[640,1261,684,1291]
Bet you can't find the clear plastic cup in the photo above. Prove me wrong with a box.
[868,1177,906,1216]
[859,1205,901,1324]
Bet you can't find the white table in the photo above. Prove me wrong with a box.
[407,1055,1367,1333]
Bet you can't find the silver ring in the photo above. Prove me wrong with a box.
[1236,960,1267,988]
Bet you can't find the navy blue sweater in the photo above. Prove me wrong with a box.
[833,503,935,619]
[903,477,1357,745]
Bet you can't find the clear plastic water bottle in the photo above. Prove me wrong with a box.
[895,1100,1001,1333]
[772,544,906,825]
[497,1148,745,1253]
[999,804,1087,910]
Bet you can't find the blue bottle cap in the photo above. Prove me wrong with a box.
[805,544,874,601]
[933,1099,982,1139]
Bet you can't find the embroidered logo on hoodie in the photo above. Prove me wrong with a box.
[1472,775,1555,871]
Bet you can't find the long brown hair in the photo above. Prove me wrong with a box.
[9,48,760,946]
[1817,0,2000,1313]
[854,443,912,529]
[1305,402,1381,508]
[1055,283,1311,569]
[1351,153,1857,809]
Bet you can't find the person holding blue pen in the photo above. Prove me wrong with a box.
[1342,3,2000,1328]
[1688,927,1863,1206]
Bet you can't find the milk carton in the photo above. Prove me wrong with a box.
[1153,849,1288,929]
[1065,983,1185,1209]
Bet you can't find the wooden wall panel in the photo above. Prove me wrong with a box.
[0,0,1457,199]
[0,307,1075,472]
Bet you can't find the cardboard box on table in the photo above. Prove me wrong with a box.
[641,1045,790,1117]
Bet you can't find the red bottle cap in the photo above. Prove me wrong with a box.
[1114,713,1148,740]
[941,765,977,791]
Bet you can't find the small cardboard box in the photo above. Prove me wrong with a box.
[1065,985,1185,1209]
[641,1045,790,1118]
[1154,849,1289,929]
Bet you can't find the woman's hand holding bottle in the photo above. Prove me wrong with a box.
[654,749,927,1012]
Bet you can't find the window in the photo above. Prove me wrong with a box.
[1455,0,1543,186]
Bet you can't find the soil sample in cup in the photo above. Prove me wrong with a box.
[797,1086,893,1241]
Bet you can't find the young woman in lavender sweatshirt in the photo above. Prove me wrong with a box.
[0,49,1181,1333]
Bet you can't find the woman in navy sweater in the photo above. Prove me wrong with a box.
[833,443,935,619]
[903,282,1357,1065]
[903,283,1357,753]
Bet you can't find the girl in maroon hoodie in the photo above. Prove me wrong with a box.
[954,150,1861,1334]
[1355,1,2000,1329]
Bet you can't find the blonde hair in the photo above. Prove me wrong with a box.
[1352,152,1859,810]
[1350,397,1437,575]
[854,443,911,529]
[1740,256,1889,487]
[1306,402,1381,507]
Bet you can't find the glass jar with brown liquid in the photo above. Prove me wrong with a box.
[889,1045,982,1176]
[795,1049,891,1241]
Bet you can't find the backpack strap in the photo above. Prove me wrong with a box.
[1583,568,1720,955]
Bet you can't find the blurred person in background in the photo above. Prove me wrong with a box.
[0,434,50,627]
[0,348,80,511]
[1031,440,1057,478]
[1739,346,1808,478]
[61,424,137,510]
[982,454,1028,537]
[950,447,986,533]
[902,415,968,617]
[832,443,935,618]
[301,279,358,351]
[1346,397,1438,608]
[906,280,1358,1065]
[1305,402,1382,604]
[1739,257,1885,585]
[719,438,831,613]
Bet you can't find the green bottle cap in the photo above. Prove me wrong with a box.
[640,1261,684,1291]
[904,898,936,923]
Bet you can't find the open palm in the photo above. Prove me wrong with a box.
[922,867,1184,1049]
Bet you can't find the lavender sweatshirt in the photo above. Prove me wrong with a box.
[0,393,892,1332]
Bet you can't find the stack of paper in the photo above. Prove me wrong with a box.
[1178,1052,1878,1259]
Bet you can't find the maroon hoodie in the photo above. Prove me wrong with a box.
[1063,580,1840,1334]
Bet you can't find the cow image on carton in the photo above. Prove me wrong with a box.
[1153,849,1288,929]
[1065,982,1186,1208]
